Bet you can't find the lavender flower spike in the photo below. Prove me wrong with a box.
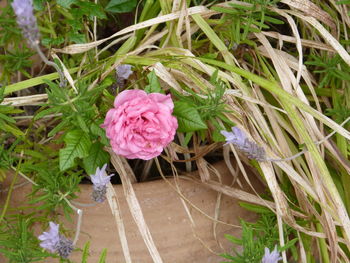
[11,0,40,46]
[220,126,266,161]
[38,222,60,253]
[38,222,74,258]
[261,245,282,263]
[90,164,114,203]
[57,235,73,259]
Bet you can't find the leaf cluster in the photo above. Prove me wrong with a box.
[35,0,107,47]
[35,79,111,174]
[306,54,350,89]
[172,70,234,144]
[211,0,284,47]
[0,48,35,84]
[0,215,52,263]
[221,208,297,263]
[21,158,81,215]
[0,102,24,139]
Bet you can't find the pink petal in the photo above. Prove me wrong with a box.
[148,93,174,110]
[114,90,147,108]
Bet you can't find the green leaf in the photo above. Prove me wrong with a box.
[98,248,107,263]
[81,241,90,263]
[212,129,225,142]
[0,86,4,102]
[57,0,77,8]
[238,202,272,214]
[183,132,193,146]
[105,0,137,13]
[209,117,225,142]
[144,70,163,94]
[59,130,92,171]
[76,1,107,19]
[23,149,46,160]
[336,0,350,4]
[228,2,254,10]
[280,238,298,251]
[90,120,109,145]
[41,37,65,47]
[0,112,15,124]
[48,119,69,137]
[224,234,242,245]
[33,0,45,10]
[34,107,59,121]
[76,115,90,134]
[83,142,110,175]
[173,101,207,132]
[68,32,86,44]
[0,122,24,137]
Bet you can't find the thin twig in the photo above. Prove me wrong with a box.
[33,43,66,87]
[61,195,83,246]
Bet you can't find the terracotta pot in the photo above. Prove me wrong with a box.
[1,161,262,263]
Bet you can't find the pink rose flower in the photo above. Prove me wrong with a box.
[102,90,178,160]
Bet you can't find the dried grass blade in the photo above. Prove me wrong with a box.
[262,31,335,52]
[107,149,164,263]
[152,62,183,92]
[288,11,350,67]
[198,58,350,139]
[51,53,78,93]
[277,215,287,263]
[105,183,132,263]
[280,0,336,33]
[1,94,48,106]
[53,6,210,54]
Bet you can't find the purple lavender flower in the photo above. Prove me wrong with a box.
[90,164,114,203]
[116,64,133,80]
[38,222,60,253]
[220,126,266,161]
[38,222,74,258]
[221,126,247,146]
[11,0,40,46]
[116,64,133,88]
[90,164,114,188]
[57,235,74,259]
[261,245,282,263]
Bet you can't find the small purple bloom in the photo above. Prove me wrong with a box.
[90,164,114,189]
[221,126,247,146]
[57,235,73,258]
[90,164,114,203]
[38,222,74,258]
[220,126,266,161]
[11,0,40,46]
[38,222,60,253]
[116,64,133,80]
[262,245,282,263]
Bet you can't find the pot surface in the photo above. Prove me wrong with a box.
[1,160,263,263]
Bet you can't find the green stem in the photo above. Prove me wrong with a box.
[316,223,330,263]
[33,44,66,87]
[0,160,21,223]
[3,67,78,96]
